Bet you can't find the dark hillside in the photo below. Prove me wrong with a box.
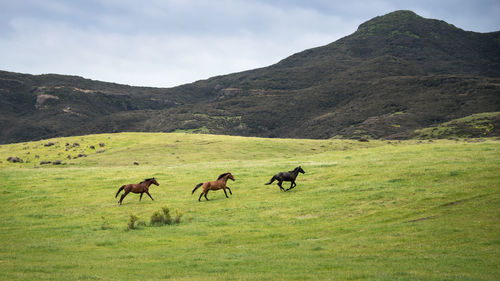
[1,10,499,143]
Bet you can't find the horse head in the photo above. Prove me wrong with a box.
[217,172,235,181]
[145,177,160,186]
[296,166,305,174]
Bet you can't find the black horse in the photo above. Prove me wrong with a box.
[265,166,305,191]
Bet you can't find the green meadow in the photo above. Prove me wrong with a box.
[0,133,498,280]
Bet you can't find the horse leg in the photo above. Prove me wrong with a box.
[278,180,285,192]
[223,188,229,198]
[226,186,232,195]
[204,190,209,201]
[119,190,130,205]
[139,192,143,201]
[145,191,154,201]
[286,181,296,191]
[198,192,204,202]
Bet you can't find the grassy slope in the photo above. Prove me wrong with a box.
[412,112,499,139]
[0,133,498,280]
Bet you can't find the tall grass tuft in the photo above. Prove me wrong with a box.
[100,216,112,230]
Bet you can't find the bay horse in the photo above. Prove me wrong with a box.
[115,178,159,205]
[192,172,235,201]
[265,166,305,192]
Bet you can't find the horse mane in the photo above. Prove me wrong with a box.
[217,173,230,180]
[141,178,154,183]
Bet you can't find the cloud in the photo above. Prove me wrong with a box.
[0,0,498,87]
[0,0,357,87]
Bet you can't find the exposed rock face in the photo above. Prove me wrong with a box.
[35,94,59,109]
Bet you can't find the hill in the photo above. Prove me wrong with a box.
[0,133,498,280]
[1,10,499,143]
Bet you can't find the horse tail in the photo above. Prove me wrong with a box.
[265,176,276,185]
[192,183,203,194]
[115,185,125,198]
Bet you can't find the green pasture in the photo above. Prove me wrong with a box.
[0,133,499,280]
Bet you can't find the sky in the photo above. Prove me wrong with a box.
[0,0,499,88]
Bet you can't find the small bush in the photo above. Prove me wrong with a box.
[7,156,23,163]
[127,214,139,230]
[173,211,183,224]
[162,207,172,225]
[125,208,182,230]
[150,211,165,226]
[149,206,182,227]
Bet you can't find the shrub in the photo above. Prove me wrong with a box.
[173,211,183,224]
[124,207,182,230]
[7,156,23,163]
[162,207,172,225]
[127,214,139,230]
[149,206,182,227]
[150,211,165,226]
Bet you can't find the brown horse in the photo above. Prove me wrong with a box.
[192,172,235,201]
[115,178,159,205]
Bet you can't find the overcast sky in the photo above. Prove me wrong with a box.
[1,0,499,87]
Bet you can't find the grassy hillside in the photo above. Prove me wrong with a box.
[412,112,499,139]
[0,133,499,280]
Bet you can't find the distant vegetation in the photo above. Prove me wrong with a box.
[1,10,499,143]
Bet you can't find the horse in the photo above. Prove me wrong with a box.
[265,166,305,191]
[192,172,235,201]
[115,178,159,205]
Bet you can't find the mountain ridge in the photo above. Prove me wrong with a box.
[1,10,499,143]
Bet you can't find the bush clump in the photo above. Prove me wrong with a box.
[125,207,182,230]
[7,156,23,163]
[127,214,139,230]
[149,206,182,227]
[150,211,165,226]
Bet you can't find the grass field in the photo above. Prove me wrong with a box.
[0,133,499,280]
